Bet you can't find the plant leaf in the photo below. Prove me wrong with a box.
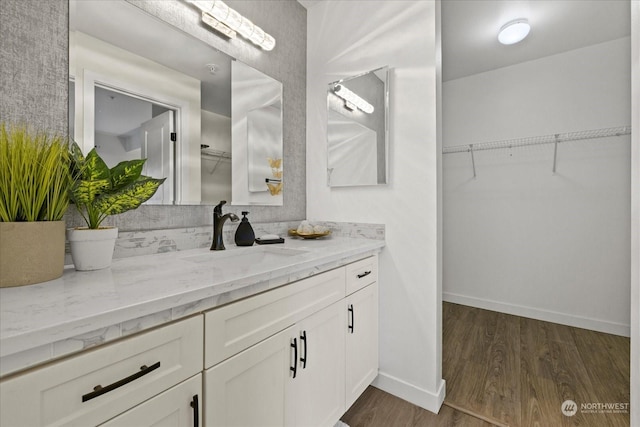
[71,179,111,206]
[69,141,85,179]
[94,177,166,216]
[83,149,111,182]
[110,159,145,191]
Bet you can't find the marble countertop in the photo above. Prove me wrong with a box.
[0,237,384,374]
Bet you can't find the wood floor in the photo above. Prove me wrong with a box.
[342,302,630,427]
[342,386,495,427]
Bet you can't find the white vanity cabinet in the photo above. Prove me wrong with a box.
[0,250,380,427]
[0,316,203,427]
[203,255,378,427]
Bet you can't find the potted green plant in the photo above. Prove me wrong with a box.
[67,142,165,271]
[0,123,72,287]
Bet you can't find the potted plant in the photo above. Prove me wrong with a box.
[0,123,72,287]
[67,142,165,271]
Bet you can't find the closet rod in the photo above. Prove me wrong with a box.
[442,125,631,155]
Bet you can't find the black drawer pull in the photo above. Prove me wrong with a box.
[300,331,307,369]
[348,304,355,333]
[357,271,372,279]
[190,395,199,427]
[290,338,298,378]
[82,361,161,402]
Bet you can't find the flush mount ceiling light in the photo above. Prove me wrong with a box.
[498,19,530,45]
[333,84,374,114]
[187,0,276,51]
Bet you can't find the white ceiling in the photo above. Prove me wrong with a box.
[441,0,631,81]
[298,0,631,82]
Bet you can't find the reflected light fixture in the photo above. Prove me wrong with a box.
[186,0,276,51]
[333,84,374,114]
[498,19,530,45]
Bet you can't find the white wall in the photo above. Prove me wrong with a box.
[307,0,444,412]
[443,38,632,336]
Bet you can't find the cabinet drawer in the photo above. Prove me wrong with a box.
[100,374,201,427]
[345,255,378,295]
[0,316,203,427]
[205,268,345,368]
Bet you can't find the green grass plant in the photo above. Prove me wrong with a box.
[0,123,71,222]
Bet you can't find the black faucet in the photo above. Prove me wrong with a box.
[211,201,239,250]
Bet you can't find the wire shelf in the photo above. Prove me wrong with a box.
[201,149,231,159]
[442,126,631,154]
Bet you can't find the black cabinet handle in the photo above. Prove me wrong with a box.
[190,395,199,427]
[348,304,354,333]
[357,270,372,279]
[290,338,298,378]
[300,331,307,369]
[82,361,161,402]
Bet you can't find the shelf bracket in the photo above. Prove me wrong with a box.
[552,134,559,173]
[469,144,476,179]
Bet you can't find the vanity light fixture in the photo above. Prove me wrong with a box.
[498,19,530,45]
[187,0,276,51]
[333,84,374,114]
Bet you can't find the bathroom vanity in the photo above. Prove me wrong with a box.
[0,237,383,426]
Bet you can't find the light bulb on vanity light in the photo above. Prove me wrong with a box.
[333,84,374,114]
[186,0,276,51]
[498,19,530,45]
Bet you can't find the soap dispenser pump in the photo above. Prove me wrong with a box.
[234,211,255,246]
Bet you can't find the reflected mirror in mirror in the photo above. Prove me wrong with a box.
[232,61,283,205]
[69,0,283,206]
[327,66,389,187]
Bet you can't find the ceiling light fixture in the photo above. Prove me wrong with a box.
[187,0,276,51]
[333,84,374,114]
[498,19,530,45]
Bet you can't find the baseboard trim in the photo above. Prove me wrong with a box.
[443,292,630,337]
[372,372,446,414]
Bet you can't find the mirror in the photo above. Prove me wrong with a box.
[327,66,389,187]
[69,0,283,206]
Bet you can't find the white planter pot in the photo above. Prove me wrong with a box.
[67,227,118,271]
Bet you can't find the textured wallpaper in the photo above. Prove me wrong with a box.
[0,0,307,228]
[0,0,69,135]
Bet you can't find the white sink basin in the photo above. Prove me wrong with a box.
[182,246,308,268]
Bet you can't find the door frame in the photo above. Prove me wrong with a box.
[77,69,189,204]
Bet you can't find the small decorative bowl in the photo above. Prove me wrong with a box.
[288,229,331,239]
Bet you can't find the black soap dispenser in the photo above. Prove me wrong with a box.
[234,211,255,246]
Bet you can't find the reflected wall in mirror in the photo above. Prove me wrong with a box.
[69,0,283,206]
[327,66,389,187]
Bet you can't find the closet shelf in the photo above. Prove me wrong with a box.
[442,126,631,154]
[443,125,631,178]
[201,149,231,159]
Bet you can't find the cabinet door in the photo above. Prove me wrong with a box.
[345,283,379,409]
[204,326,296,427]
[100,374,201,427]
[293,300,346,427]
